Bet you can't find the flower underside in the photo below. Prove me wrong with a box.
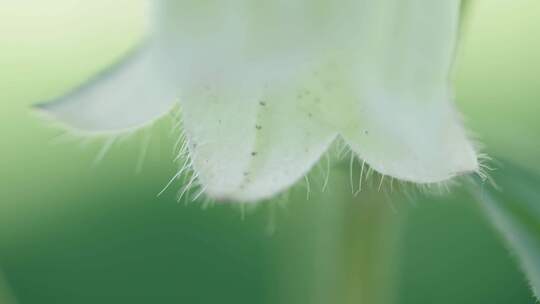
[35,0,478,202]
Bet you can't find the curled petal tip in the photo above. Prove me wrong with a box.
[35,45,178,134]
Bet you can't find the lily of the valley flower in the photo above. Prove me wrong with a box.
[36,0,478,202]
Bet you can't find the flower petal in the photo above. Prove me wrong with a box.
[340,0,478,183]
[34,46,178,134]
[180,84,336,202]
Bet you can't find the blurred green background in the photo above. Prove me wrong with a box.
[1,1,539,303]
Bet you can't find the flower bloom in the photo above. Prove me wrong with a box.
[37,0,478,202]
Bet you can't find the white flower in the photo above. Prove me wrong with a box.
[36,0,478,202]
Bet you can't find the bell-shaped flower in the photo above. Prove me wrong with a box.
[36,0,479,202]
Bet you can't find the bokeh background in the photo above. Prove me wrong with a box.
[1,1,539,303]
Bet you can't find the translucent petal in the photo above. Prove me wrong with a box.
[35,46,178,133]
[180,84,336,202]
[340,0,479,182]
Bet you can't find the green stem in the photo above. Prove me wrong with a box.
[274,164,400,304]
[343,190,399,304]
